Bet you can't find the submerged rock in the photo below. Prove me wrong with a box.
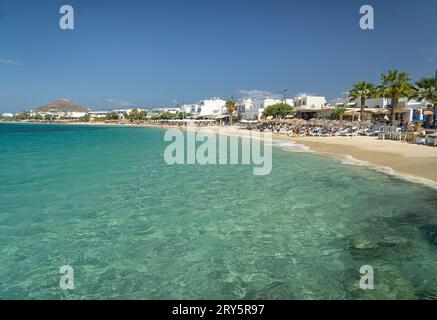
[420,224,437,247]
[351,240,380,250]
[347,233,413,251]
[346,235,380,250]
[377,236,413,248]
[342,265,414,300]
[401,212,428,223]
[415,288,437,300]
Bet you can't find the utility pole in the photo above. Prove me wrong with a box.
[435,69,437,91]
[283,89,288,119]
[434,69,437,127]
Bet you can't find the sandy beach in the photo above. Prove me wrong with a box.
[146,123,437,185]
[191,124,437,185]
[289,135,437,182]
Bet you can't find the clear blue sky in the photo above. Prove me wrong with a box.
[0,0,436,112]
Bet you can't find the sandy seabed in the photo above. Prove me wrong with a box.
[4,121,437,187]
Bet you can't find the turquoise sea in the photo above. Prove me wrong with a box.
[1,123,437,299]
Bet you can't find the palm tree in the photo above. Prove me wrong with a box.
[378,69,413,125]
[412,76,437,127]
[348,81,377,122]
[331,106,346,120]
[225,98,237,125]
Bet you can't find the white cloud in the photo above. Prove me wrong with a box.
[237,89,272,98]
[0,58,22,65]
[104,98,135,108]
[236,89,300,101]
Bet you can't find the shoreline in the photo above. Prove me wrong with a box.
[287,136,437,182]
[192,125,437,189]
[2,121,437,188]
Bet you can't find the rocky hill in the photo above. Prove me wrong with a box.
[34,99,88,113]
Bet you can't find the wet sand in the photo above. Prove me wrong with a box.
[289,136,437,182]
[199,125,437,185]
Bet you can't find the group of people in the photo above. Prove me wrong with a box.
[240,120,378,137]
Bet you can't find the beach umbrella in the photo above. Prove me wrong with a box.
[344,110,360,116]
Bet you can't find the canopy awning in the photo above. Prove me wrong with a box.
[214,115,229,119]
[393,108,408,114]
[344,110,360,116]
[365,108,389,114]
[423,110,434,116]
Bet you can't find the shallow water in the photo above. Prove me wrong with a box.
[0,123,436,299]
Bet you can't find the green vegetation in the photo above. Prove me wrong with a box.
[348,81,377,121]
[331,106,346,120]
[158,112,174,120]
[174,112,189,119]
[105,112,120,120]
[150,112,173,120]
[225,98,237,124]
[150,111,189,120]
[413,77,437,127]
[378,69,413,125]
[127,108,148,121]
[80,114,91,122]
[262,103,293,118]
[14,112,31,120]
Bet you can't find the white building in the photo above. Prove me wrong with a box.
[239,97,294,120]
[239,98,261,120]
[329,96,393,111]
[399,99,431,122]
[87,108,148,119]
[88,111,109,119]
[150,107,180,114]
[293,94,327,109]
[180,98,226,117]
[263,98,294,108]
[30,110,87,119]
[69,112,87,118]
[349,97,391,109]
[198,97,226,116]
[180,103,199,114]
[1,113,14,118]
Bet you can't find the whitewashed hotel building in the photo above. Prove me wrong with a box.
[293,94,327,109]
[181,98,226,117]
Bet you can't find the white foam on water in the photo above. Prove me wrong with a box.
[339,155,437,191]
[217,130,437,190]
[274,140,312,153]
[273,139,437,191]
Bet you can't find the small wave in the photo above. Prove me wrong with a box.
[340,155,437,191]
[274,141,312,153]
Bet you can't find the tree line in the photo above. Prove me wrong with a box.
[348,69,437,126]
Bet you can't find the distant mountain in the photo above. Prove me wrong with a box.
[34,99,88,113]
